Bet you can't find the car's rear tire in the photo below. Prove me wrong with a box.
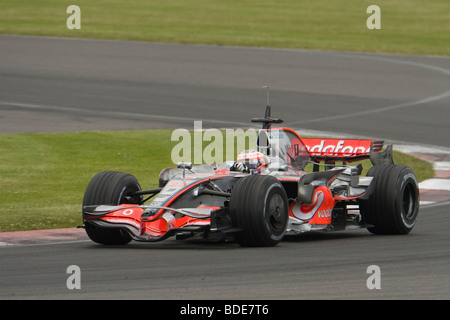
[82,171,142,245]
[230,175,288,247]
[359,165,419,235]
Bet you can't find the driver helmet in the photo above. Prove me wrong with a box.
[236,150,269,173]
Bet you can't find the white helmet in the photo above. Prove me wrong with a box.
[236,150,269,173]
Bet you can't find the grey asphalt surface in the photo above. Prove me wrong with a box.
[0,35,449,300]
[1,35,449,147]
[1,204,449,300]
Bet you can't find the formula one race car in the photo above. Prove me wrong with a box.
[82,106,420,247]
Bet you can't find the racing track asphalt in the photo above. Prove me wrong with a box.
[0,204,449,300]
[0,35,449,300]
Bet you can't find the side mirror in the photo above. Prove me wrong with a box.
[177,162,193,169]
[177,162,193,179]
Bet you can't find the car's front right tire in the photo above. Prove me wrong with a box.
[229,175,289,247]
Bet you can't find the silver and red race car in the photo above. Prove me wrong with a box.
[82,107,420,247]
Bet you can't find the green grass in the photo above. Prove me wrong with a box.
[0,130,173,231]
[0,130,433,232]
[0,0,449,55]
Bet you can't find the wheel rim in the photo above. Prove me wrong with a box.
[402,181,417,220]
[266,192,286,232]
[118,185,141,205]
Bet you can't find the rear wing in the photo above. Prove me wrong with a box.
[301,138,384,163]
[251,105,391,167]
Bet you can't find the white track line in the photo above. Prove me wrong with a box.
[285,90,450,125]
[285,51,450,126]
[0,101,250,127]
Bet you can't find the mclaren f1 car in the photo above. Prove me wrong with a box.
[82,107,420,247]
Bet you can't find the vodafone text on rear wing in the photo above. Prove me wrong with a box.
[301,138,385,163]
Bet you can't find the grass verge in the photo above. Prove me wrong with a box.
[0,129,433,232]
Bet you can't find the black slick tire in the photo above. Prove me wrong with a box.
[82,171,142,245]
[229,175,288,247]
[359,165,419,235]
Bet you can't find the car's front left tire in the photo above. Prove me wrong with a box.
[82,171,142,245]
